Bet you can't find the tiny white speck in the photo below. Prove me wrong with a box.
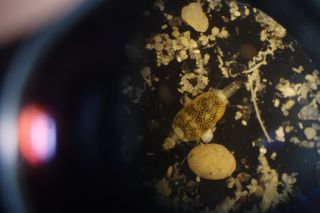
[259,147,267,154]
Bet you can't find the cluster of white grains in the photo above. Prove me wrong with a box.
[146,25,211,96]
[280,100,295,116]
[274,69,320,148]
[215,148,297,213]
[146,30,196,66]
[122,77,144,104]
[227,0,250,21]
[234,98,253,126]
[206,0,223,14]
[178,72,209,96]
[155,162,201,210]
[140,66,159,91]
[146,1,234,96]
[154,0,165,12]
[292,65,304,74]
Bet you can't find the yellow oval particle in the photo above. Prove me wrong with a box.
[187,144,236,180]
[181,2,209,33]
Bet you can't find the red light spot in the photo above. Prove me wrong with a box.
[18,104,56,166]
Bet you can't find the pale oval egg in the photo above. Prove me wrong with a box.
[187,143,236,180]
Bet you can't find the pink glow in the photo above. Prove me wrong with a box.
[0,0,85,45]
[18,104,56,166]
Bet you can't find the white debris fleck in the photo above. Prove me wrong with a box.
[211,26,220,36]
[235,111,243,121]
[281,99,295,116]
[270,152,277,160]
[198,34,209,46]
[292,65,304,73]
[273,98,280,108]
[259,146,267,154]
[207,0,223,13]
[275,126,285,142]
[309,141,315,148]
[221,15,230,23]
[299,122,304,129]
[298,102,319,120]
[276,78,297,98]
[146,152,155,156]
[241,120,247,126]
[122,78,144,104]
[305,70,320,91]
[312,123,320,130]
[244,6,250,16]
[140,66,158,89]
[218,27,230,38]
[304,127,317,140]
[165,13,173,21]
[284,125,294,133]
[181,2,209,32]
[290,137,300,145]
[301,140,309,148]
[154,0,165,11]
[167,165,173,177]
[226,177,236,188]
[260,29,268,42]
[161,24,168,30]
[290,136,315,148]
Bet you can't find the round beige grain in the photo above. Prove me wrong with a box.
[187,143,236,180]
